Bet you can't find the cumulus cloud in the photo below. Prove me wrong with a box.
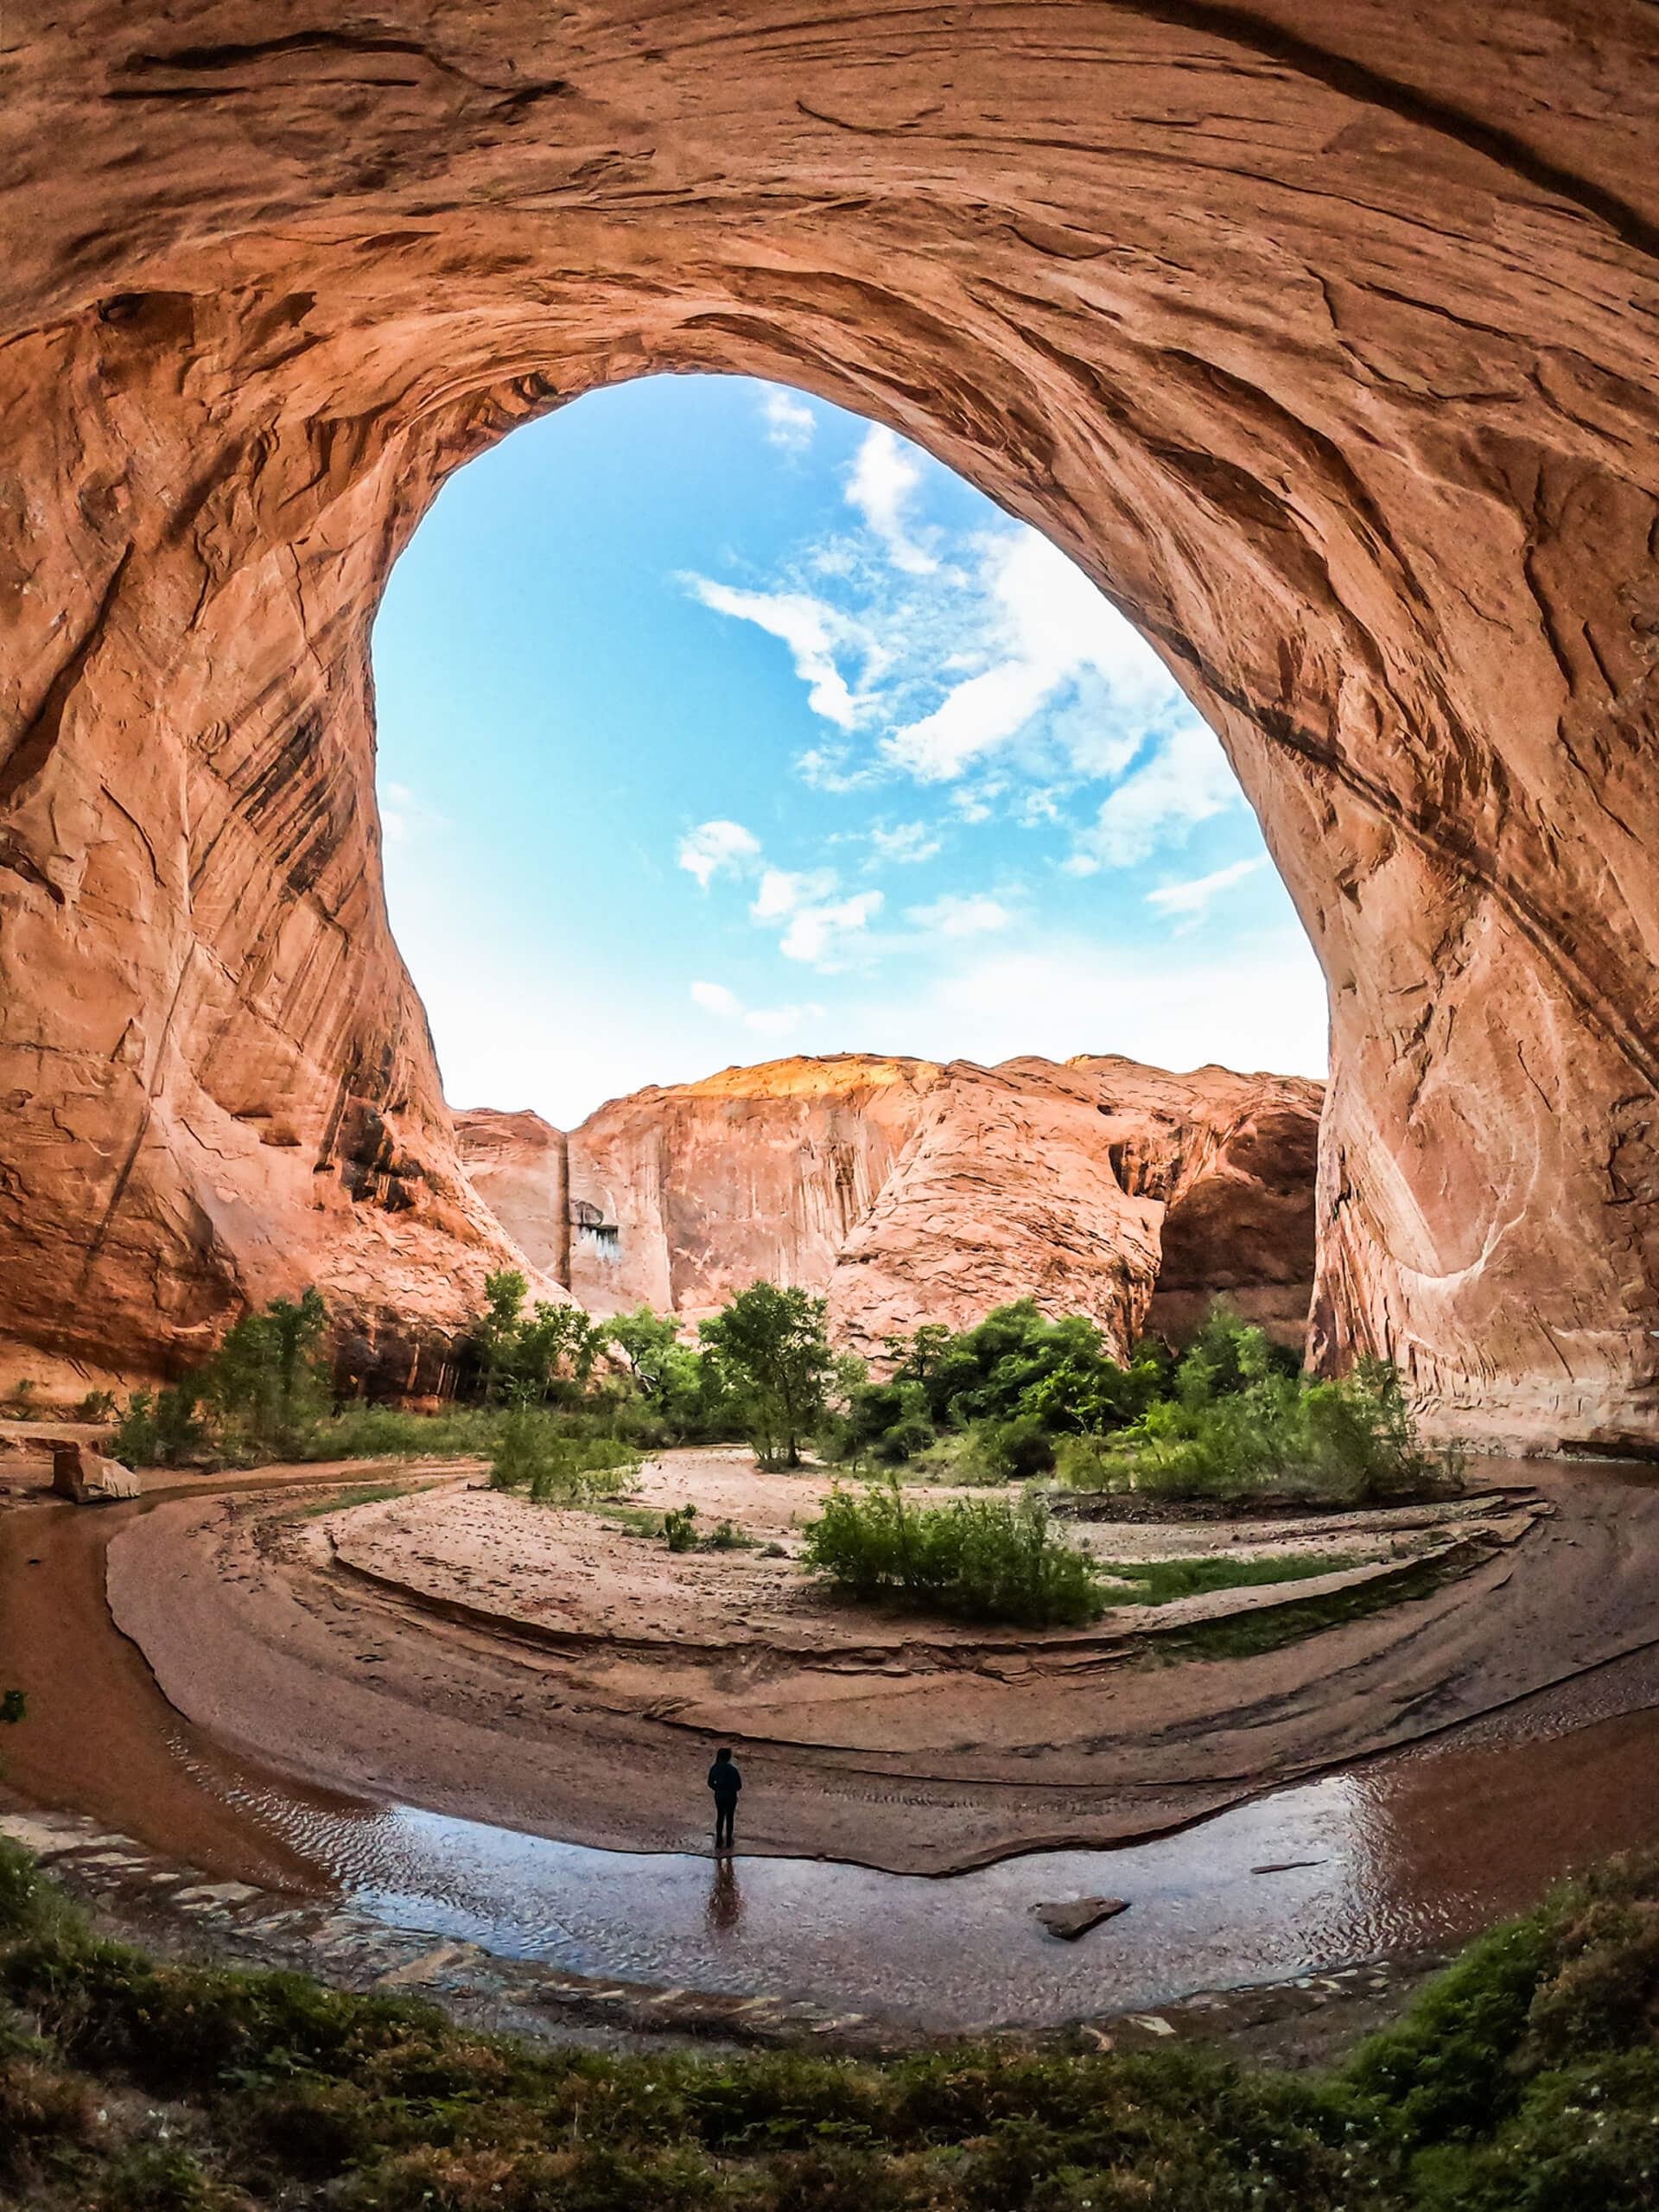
[690,979,742,1016]
[870,821,943,865]
[760,385,816,453]
[906,892,1016,938]
[1146,855,1266,923]
[779,890,883,967]
[677,818,761,888]
[750,865,838,921]
[845,424,937,575]
[1065,722,1243,874]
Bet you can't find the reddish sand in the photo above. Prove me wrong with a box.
[96,1451,1659,1874]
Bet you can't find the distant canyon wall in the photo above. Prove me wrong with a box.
[455,1052,1323,1363]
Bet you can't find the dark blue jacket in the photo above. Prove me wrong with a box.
[708,1758,741,1805]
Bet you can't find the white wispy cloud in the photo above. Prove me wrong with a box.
[906,892,1016,939]
[760,385,816,454]
[691,979,822,1036]
[1065,722,1242,874]
[846,424,937,575]
[1146,855,1266,923]
[884,655,1060,782]
[870,822,943,865]
[750,866,838,921]
[684,580,864,729]
[677,818,761,888]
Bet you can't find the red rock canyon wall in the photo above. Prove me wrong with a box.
[456,1052,1325,1363]
[3,3,1657,1446]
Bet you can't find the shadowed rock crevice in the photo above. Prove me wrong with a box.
[2,3,1656,1447]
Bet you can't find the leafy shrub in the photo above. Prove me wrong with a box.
[301,1403,503,1460]
[6,1841,1659,2209]
[113,1290,330,1466]
[75,1388,117,1421]
[98,2143,229,2211]
[1061,1326,1458,1506]
[487,1410,639,1503]
[113,1383,205,1468]
[664,1503,700,1551]
[0,2048,94,2186]
[706,1517,752,1550]
[804,1479,1103,1627]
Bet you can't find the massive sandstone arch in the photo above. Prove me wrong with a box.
[2,3,1656,1448]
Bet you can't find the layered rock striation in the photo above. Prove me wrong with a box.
[3,4,1659,1444]
[456,1052,1324,1362]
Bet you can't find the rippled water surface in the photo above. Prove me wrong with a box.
[186,1704,1659,2025]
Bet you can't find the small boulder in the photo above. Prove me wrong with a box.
[1033,1896,1130,1941]
[50,1438,138,1503]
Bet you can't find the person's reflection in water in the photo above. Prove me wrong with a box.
[706,1852,742,1936]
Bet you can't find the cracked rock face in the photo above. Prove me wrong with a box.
[457,1052,1323,1363]
[2,3,1657,1445]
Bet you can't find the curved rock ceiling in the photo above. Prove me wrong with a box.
[2,3,1656,1447]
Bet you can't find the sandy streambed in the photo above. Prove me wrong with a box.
[96,1450,1659,1874]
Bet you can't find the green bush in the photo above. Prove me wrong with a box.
[300,1402,503,1460]
[98,2143,229,2211]
[112,1382,205,1469]
[804,1478,1103,1627]
[113,1290,331,1466]
[664,1502,700,1551]
[487,1410,639,1503]
[1060,1328,1458,1506]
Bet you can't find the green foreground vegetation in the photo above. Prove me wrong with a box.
[3,1836,1658,2209]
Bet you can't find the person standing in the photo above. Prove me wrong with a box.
[707,1746,741,1853]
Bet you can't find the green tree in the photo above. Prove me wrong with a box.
[513,1299,605,1403]
[605,1306,683,1398]
[204,1287,330,1455]
[474,1269,530,1405]
[699,1281,834,1468]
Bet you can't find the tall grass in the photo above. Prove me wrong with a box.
[1096,1552,1352,1605]
[804,1478,1103,1627]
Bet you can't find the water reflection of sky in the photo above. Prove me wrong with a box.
[178,1758,1529,2028]
[161,1702,1659,2025]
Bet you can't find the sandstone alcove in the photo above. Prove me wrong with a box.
[3,3,1656,1452]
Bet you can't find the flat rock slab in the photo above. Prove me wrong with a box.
[1034,1897,1130,1940]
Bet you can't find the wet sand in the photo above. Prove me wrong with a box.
[99,1453,1659,1873]
[7,1464,1659,2028]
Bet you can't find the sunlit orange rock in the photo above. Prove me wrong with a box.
[456,1052,1323,1362]
[3,4,1657,1446]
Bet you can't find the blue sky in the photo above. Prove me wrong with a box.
[372,374,1327,1128]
